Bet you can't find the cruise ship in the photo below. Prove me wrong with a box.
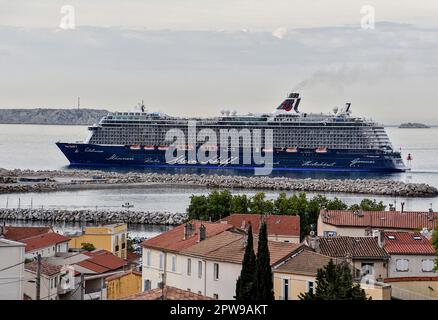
[56,93,407,172]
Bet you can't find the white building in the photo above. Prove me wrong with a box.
[141,220,303,300]
[0,238,25,300]
[21,233,70,259]
[23,260,63,300]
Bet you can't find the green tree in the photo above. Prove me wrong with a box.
[127,237,134,253]
[326,197,348,210]
[187,195,209,220]
[81,242,95,252]
[299,260,368,300]
[253,222,274,300]
[207,189,233,221]
[231,194,249,214]
[249,192,273,214]
[274,192,293,215]
[235,224,256,300]
[349,199,386,211]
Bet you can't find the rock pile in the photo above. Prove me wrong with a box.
[1,169,437,197]
[0,208,186,225]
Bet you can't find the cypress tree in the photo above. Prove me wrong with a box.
[254,221,274,300]
[235,224,256,300]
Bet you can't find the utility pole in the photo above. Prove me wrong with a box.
[36,254,41,300]
[80,273,85,300]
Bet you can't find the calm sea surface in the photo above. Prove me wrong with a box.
[1,124,438,221]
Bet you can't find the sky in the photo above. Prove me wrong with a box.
[1,0,438,124]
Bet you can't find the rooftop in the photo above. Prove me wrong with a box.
[1,226,52,241]
[318,236,389,259]
[76,249,127,273]
[274,249,337,276]
[182,229,303,265]
[122,286,214,300]
[21,232,71,253]
[220,214,300,237]
[320,210,437,230]
[141,220,233,253]
[0,238,25,247]
[383,232,435,255]
[25,260,62,277]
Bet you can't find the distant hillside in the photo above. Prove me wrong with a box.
[0,108,109,125]
[398,122,430,128]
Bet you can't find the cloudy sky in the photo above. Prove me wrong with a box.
[1,0,438,124]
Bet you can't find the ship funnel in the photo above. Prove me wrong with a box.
[276,92,301,113]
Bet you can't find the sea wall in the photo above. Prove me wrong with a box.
[1,169,438,197]
[0,208,187,225]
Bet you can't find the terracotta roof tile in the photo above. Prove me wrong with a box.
[21,233,70,253]
[76,260,110,273]
[318,236,389,259]
[82,249,127,270]
[182,229,303,265]
[25,261,62,277]
[383,232,435,255]
[141,220,233,252]
[122,286,214,300]
[220,214,300,237]
[275,249,338,276]
[2,226,52,241]
[321,210,437,230]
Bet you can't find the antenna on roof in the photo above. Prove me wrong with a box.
[77,97,80,110]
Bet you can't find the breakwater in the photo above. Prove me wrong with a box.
[1,169,437,197]
[0,208,186,225]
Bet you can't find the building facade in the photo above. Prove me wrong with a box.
[0,238,25,300]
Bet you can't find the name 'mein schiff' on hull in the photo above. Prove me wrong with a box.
[56,93,407,172]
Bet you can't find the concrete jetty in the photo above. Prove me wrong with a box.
[0,168,437,197]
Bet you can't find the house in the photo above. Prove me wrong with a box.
[179,228,303,299]
[21,232,70,259]
[106,269,142,300]
[273,248,392,300]
[220,214,300,243]
[318,209,437,237]
[122,286,214,300]
[141,220,233,292]
[68,223,128,259]
[309,236,390,280]
[0,238,25,300]
[24,260,63,300]
[0,225,53,241]
[382,231,438,300]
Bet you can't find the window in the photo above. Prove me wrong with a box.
[171,255,177,272]
[159,253,164,270]
[146,250,151,267]
[213,294,219,300]
[213,263,219,280]
[144,280,151,291]
[396,259,409,272]
[54,277,58,288]
[422,259,434,272]
[361,263,375,275]
[198,261,203,278]
[307,281,314,294]
[282,279,289,300]
[323,231,337,237]
[187,258,191,276]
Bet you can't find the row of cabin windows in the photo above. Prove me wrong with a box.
[146,251,219,280]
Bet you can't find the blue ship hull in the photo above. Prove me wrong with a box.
[56,143,407,172]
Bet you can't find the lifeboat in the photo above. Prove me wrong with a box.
[158,146,170,151]
[130,145,141,150]
[286,147,298,153]
[143,146,155,150]
[315,147,328,153]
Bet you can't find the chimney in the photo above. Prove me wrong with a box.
[183,222,194,240]
[376,230,385,248]
[198,224,206,242]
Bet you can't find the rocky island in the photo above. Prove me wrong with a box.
[399,122,430,128]
[0,108,109,125]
